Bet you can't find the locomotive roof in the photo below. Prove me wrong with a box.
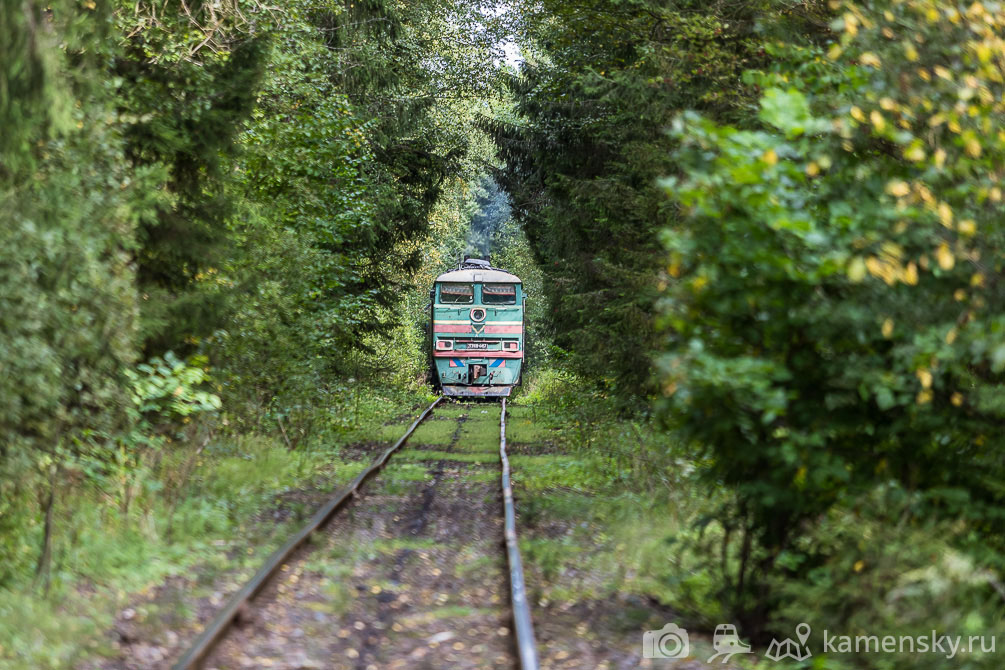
[435,258,521,284]
[435,267,521,283]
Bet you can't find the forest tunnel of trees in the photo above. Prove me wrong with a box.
[3,0,1005,667]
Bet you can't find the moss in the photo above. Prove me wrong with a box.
[407,419,459,446]
[397,450,497,464]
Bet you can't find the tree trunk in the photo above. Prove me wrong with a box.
[33,468,56,594]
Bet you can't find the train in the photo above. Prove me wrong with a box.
[429,258,525,397]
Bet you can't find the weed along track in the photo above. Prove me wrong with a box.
[172,400,541,670]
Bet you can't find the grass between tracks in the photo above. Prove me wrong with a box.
[0,386,433,670]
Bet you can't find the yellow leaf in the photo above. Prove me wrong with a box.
[951,392,963,406]
[934,148,947,168]
[975,42,992,64]
[879,97,897,111]
[905,43,919,62]
[850,106,865,122]
[885,180,910,197]
[847,257,867,282]
[971,272,984,287]
[954,289,966,301]
[903,262,919,285]
[762,149,778,166]
[882,318,894,338]
[946,328,958,344]
[805,161,820,177]
[958,219,976,236]
[990,187,1002,202]
[870,110,886,132]
[937,201,953,228]
[917,369,933,389]
[860,52,881,67]
[866,257,897,285]
[965,137,982,157]
[844,13,859,36]
[936,242,955,270]
[917,390,933,405]
[854,560,866,573]
[880,241,903,261]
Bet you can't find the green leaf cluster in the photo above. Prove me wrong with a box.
[661,0,1005,633]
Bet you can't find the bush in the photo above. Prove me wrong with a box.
[660,0,1005,630]
[769,485,1004,670]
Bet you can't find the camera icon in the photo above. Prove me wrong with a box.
[643,622,690,659]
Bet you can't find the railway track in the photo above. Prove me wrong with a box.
[172,397,539,670]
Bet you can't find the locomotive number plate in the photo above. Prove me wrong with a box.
[466,342,490,350]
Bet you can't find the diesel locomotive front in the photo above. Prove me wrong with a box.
[429,258,524,397]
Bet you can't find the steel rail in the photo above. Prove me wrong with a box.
[172,396,443,670]
[499,397,541,670]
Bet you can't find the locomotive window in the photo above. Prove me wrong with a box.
[440,283,473,304]
[482,283,517,305]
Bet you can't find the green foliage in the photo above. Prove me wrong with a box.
[661,0,1005,632]
[128,353,221,419]
[768,485,1004,670]
[492,0,825,398]
[0,381,421,669]
[492,217,553,373]
[0,0,507,612]
[112,2,269,352]
[0,0,152,584]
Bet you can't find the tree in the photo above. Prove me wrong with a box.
[661,0,1005,626]
[0,0,149,583]
[491,0,816,398]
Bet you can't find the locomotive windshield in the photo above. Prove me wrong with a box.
[482,283,516,305]
[440,283,473,304]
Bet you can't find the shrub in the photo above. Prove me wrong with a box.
[661,0,1005,629]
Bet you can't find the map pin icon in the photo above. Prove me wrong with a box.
[796,623,811,646]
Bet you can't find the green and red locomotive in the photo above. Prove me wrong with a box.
[429,258,525,397]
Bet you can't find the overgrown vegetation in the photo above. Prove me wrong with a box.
[5,0,1005,667]
[1,0,503,666]
[500,0,1005,665]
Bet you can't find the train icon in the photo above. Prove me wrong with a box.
[707,624,753,663]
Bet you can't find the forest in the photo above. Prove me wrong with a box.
[2,0,1005,668]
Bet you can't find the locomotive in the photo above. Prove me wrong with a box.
[429,258,525,397]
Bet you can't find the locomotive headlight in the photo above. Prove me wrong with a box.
[504,341,519,351]
[435,340,454,351]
